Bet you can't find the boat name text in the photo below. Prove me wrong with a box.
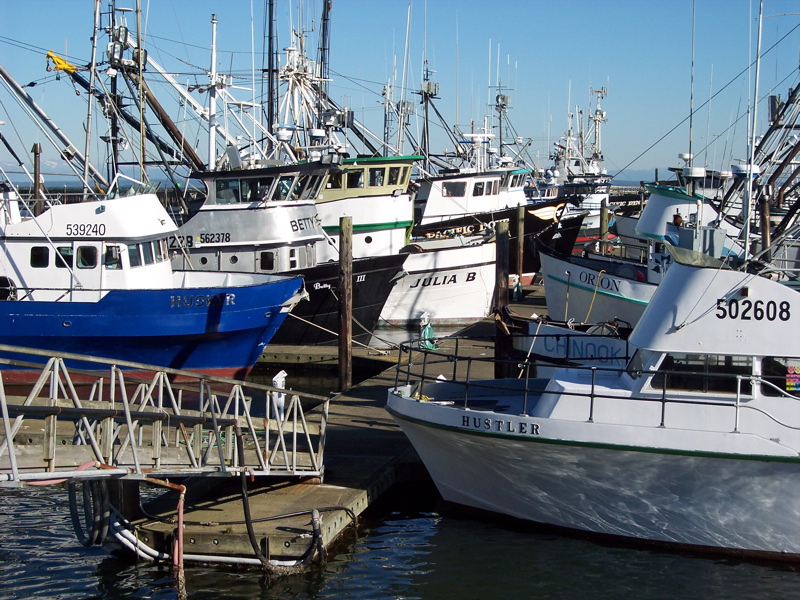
[313,282,332,290]
[290,217,316,232]
[65,223,106,236]
[409,271,476,288]
[579,271,621,292]
[461,415,540,435]
[716,298,790,322]
[541,336,625,362]
[170,293,235,308]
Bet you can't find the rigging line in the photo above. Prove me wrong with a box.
[612,21,800,182]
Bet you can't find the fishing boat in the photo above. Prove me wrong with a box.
[171,161,407,346]
[387,248,800,559]
[0,185,304,381]
[539,182,743,324]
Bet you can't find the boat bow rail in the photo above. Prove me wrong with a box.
[390,338,800,453]
[0,344,330,487]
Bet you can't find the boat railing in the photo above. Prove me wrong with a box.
[394,340,800,438]
[0,344,330,487]
[394,334,626,411]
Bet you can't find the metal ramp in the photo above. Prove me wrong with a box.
[0,344,330,487]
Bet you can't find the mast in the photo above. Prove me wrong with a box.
[745,0,764,257]
[82,0,101,196]
[266,0,276,141]
[208,14,218,170]
[135,0,147,182]
[316,0,331,129]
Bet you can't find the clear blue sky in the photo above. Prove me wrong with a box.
[1,0,799,183]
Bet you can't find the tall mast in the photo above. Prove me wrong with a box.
[82,0,101,196]
[267,0,276,140]
[208,14,218,170]
[316,0,331,129]
[135,0,147,181]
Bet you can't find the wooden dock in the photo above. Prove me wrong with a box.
[124,285,548,569]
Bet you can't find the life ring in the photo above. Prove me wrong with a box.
[0,276,16,301]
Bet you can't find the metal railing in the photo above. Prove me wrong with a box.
[393,338,800,441]
[0,344,330,486]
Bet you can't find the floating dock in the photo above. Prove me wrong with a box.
[127,285,547,569]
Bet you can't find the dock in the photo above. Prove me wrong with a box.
[0,284,547,572]
[127,284,548,570]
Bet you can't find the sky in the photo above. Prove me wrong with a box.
[1,0,799,185]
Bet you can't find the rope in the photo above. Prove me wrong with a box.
[583,270,607,323]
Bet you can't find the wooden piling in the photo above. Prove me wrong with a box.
[600,198,609,253]
[338,216,353,392]
[494,220,512,378]
[515,205,525,276]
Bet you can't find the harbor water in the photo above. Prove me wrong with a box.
[3,481,800,599]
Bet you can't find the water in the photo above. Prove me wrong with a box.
[3,481,800,599]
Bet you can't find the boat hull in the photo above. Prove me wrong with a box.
[387,392,800,559]
[539,244,654,324]
[0,275,303,381]
[270,253,407,345]
[379,242,496,326]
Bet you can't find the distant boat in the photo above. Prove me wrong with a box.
[387,249,800,559]
[0,186,304,381]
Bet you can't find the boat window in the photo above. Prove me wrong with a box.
[215,179,240,204]
[493,180,500,194]
[649,353,752,395]
[104,245,122,269]
[625,349,654,379]
[301,175,323,199]
[473,181,485,197]
[346,169,364,189]
[142,241,155,265]
[289,247,298,269]
[274,175,297,201]
[326,171,343,190]
[55,246,73,269]
[155,239,168,262]
[76,246,97,269]
[388,166,401,185]
[292,175,309,200]
[369,167,385,187]
[761,357,800,397]
[30,246,49,268]
[401,167,409,184]
[259,251,275,271]
[127,244,142,268]
[442,181,466,197]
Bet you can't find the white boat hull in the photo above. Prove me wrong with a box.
[379,242,496,326]
[539,246,655,324]
[387,392,800,558]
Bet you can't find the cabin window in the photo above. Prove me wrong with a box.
[142,241,155,265]
[56,246,73,269]
[761,357,800,396]
[346,169,364,189]
[301,175,323,199]
[127,244,142,268]
[104,245,122,269]
[388,166,401,185]
[473,181,485,197]
[492,180,500,194]
[30,246,49,268]
[289,247,298,269]
[369,167,385,187]
[442,181,466,197]
[326,172,343,190]
[259,251,275,271]
[274,175,297,201]
[292,175,309,200]
[241,176,275,203]
[76,246,97,269]
[215,179,240,204]
[649,353,752,395]
[155,239,168,262]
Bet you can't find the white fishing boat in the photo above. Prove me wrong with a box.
[379,236,496,326]
[539,182,743,324]
[387,249,800,559]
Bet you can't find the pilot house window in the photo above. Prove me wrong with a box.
[649,353,752,395]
